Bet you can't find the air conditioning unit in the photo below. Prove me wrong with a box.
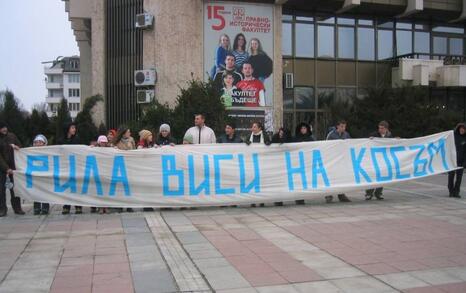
[137,90,155,104]
[134,69,157,86]
[135,13,154,29]
[284,73,294,89]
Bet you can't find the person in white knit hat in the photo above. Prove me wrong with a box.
[156,124,176,146]
[32,134,50,215]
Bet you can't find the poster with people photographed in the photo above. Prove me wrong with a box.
[204,1,274,113]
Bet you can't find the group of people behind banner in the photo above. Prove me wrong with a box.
[0,116,464,217]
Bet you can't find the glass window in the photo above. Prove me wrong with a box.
[296,16,313,22]
[317,88,335,109]
[358,28,375,60]
[338,27,355,59]
[432,26,464,34]
[378,30,393,60]
[296,112,315,129]
[415,24,429,30]
[378,20,393,29]
[318,25,335,58]
[295,87,315,110]
[396,30,412,56]
[449,38,463,55]
[396,22,412,29]
[283,14,293,21]
[283,89,294,109]
[282,23,292,56]
[358,19,373,26]
[433,36,447,54]
[317,17,335,24]
[337,18,355,25]
[283,112,294,131]
[414,32,430,54]
[295,23,314,57]
[336,88,356,103]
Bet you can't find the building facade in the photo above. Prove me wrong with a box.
[44,56,81,119]
[64,0,466,138]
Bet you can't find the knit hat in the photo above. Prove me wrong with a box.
[97,135,108,144]
[139,129,152,141]
[33,134,48,146]
[159,124,170,133]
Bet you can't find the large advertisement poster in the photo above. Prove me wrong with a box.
[204,1,274,131]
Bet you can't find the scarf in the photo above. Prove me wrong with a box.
[250,130,264,144]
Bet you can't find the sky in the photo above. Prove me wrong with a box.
[0,0,78,111]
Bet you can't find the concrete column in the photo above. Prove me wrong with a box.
[143,0,204,107]
[90,0,106,125]
[273,3,283,131]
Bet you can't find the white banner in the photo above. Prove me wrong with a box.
[13,131,456,207]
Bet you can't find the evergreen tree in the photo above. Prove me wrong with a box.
[1,90,28,144]
[52,98,72,144]
[171,79,227,141]
[75,95,104,145]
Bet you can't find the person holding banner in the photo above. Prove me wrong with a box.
[32,134,50,215]
[217,122,243,143]
[0,122,24,216]
[183,114,216,145]
[232,33,249,71]
[448,123,466,198]
[155,124,176,146]
[245,121,270,208]
[325,120,352,203]
[247,38,273,83]
[59,122,83,215]
[365,121,393,200]
[294,122,315,142]
[137,129,154,149]
[210,34,231,78]
[114,127,136,212]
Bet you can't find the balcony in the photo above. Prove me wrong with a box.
[45,82,63,89]
[44,66,63,75]
[391,53,466,87]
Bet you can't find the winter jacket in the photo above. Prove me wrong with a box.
[217,134,243,143]
[294,123,315,142]
[0,132,21,170]
[156,135,177,146]
[453,123,466,167]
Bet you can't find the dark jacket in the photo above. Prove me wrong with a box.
[294,123,315,142]
[57,123,80,145]
[370,130,393,138]
[272,128,291,144]
[0,137,11,172]
[218,133,243,143]
[326,129,351,140]
[453,123,466,167]
[156,135,176,146]
[0,132,21,170]
[245,132,271,145]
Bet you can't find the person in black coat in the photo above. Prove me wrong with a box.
[245,122,271,145]
[217,122,243,143]
[365,121,394,200]
[448,123,466,198]
[272,128,291,144]
[294,122,315,142]
[155,124,176,146]
[58,122,83,215]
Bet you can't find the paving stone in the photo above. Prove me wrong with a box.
[375,272,430,290]
[293,280,342,293]
[132,269,178,293]
[331,276,398,293]
[201,266,251,290]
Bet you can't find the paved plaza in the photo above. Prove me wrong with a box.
[1,174,466,293]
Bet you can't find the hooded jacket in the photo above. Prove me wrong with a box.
[453,123,466,167]
[294,123,315,142]
[57,123,80,145]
